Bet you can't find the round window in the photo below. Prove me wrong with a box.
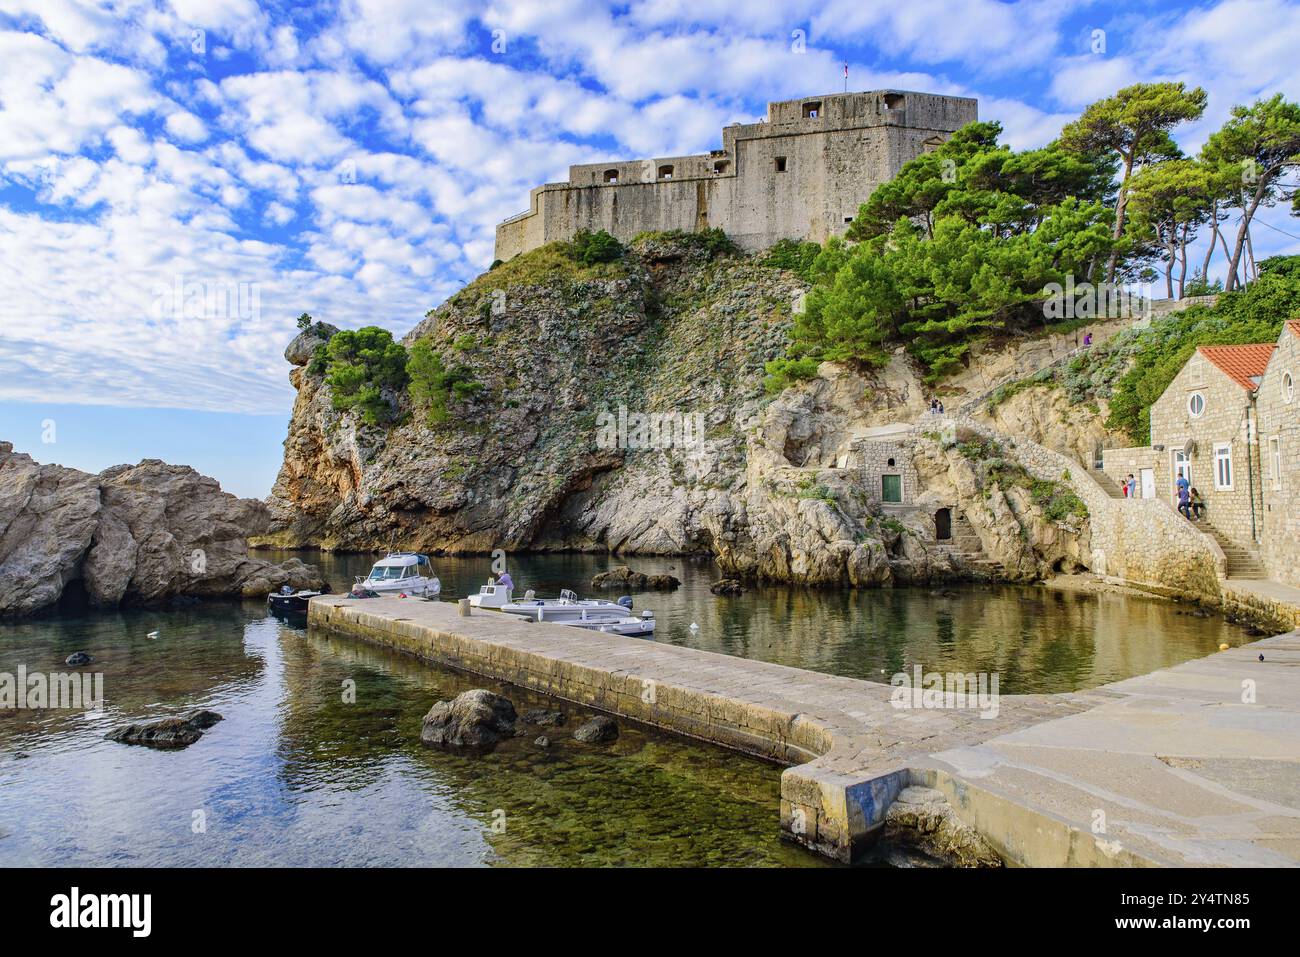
[1188,392,1205,418]
[1284,372,1294,404]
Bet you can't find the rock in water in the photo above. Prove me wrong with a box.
[106,710,224,750]
[421,689,517,753]
[534,736,550,748]
[520,708,566,727]
[64,652,94,667]
[709,579,745,596]
[882,786,1002,867]
[590,566,680,591]
[0,442,323,617]
[573,715,619,743]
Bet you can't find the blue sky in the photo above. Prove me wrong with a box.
[1,0,1298,498]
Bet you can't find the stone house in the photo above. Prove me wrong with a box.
[1104,341,1275,555]
[1254,321,1300,585]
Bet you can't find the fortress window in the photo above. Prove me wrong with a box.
[884,93,905,111]
[657,165,674,180]
[802,101,822,119]
[713,160,729,174]
[774,156,787,172]
[603,169,619,184]
[921,136,945,153]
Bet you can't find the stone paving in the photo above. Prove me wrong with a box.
[308,596,1300,866]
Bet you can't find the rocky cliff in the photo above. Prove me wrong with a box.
[263,235,1098,586]
[0,442,322,617]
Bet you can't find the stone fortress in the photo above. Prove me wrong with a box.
[494,90,979,260]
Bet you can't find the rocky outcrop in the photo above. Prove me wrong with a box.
[420,689,517,753]
[106,710,224,750]
[260,236,1102,588]
[0,443,323,617]
[590,566,679,590]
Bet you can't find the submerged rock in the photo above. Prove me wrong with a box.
[591,566,680,591]
[882,786,1002,868]
[709,578,745,596]
[106,709,224,750]
[420,689,517,753]
[573,715,619,744]
[64,652,94,667]
[534,736,550,748]
[0,443,323,618]
[520,708,566,727]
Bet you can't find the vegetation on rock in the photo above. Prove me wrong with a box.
[311,326,409,425]
[1106,255,1300,442]
[407,339,483,424]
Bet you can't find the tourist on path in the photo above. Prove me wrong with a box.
[1126,474,1137,498]
[1177,478,1192,519]
[1189,487,1205,520]
[1083,331,1093,347]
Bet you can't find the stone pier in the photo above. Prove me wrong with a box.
[308,596,1300,866]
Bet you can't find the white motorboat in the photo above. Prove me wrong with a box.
[354,553,440,597]
[467,582,513,608]
[556,609,656,638]
[498,589,628,621]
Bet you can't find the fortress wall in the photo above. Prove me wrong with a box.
[493,91,979,258]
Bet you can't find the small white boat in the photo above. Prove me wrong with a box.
[499,589,627,621]
[354,553,440,597]
[557,609,656,638]
[468,582,513,608]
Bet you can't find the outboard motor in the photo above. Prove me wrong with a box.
[617,596,633,611]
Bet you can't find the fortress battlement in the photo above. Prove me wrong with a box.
[495,89,977,260]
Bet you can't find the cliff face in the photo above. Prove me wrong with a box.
[263,236,1093,586]
[0,442,322,617]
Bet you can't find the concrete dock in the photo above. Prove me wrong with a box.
[308,596,1300,866]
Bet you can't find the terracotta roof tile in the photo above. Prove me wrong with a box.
[1197,343,1276,391]
[1286,319,1300,341]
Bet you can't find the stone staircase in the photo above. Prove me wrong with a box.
[1203,525,1266,580]
[940,512,1005,578]
[1086,467,1125,499]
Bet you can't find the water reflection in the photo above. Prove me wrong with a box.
[290,550,1251,694]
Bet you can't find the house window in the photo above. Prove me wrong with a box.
[1188,392,1205,418]
[657,165,674,180]
[1214,442,1233,490]
[774,156,787,172]
[802,101,822,119]
[1270,436,1282,491]
[1284,371,1294,403]
[882,474,903,503]
[603,169,619,184]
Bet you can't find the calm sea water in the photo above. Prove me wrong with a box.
[309,550,1251,694]
[0,551,1251,867]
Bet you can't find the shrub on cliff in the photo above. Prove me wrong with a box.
[407,340,483,424]
[571,229,623,265]
[315,327,409,425]
[1106,255,1300,442]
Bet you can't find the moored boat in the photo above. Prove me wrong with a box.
[497,588,626,621]
[354,553,441,597]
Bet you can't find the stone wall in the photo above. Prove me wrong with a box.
[495,90,978,258]
[1149,351,1263,550]
[945,417,1226,602]
[854,438,919,504]
[1100,446,1162,499]
[1254,325,1300,585]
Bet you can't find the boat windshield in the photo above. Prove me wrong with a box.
[368,565,408,580]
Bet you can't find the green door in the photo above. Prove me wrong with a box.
[881,474,903,503]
